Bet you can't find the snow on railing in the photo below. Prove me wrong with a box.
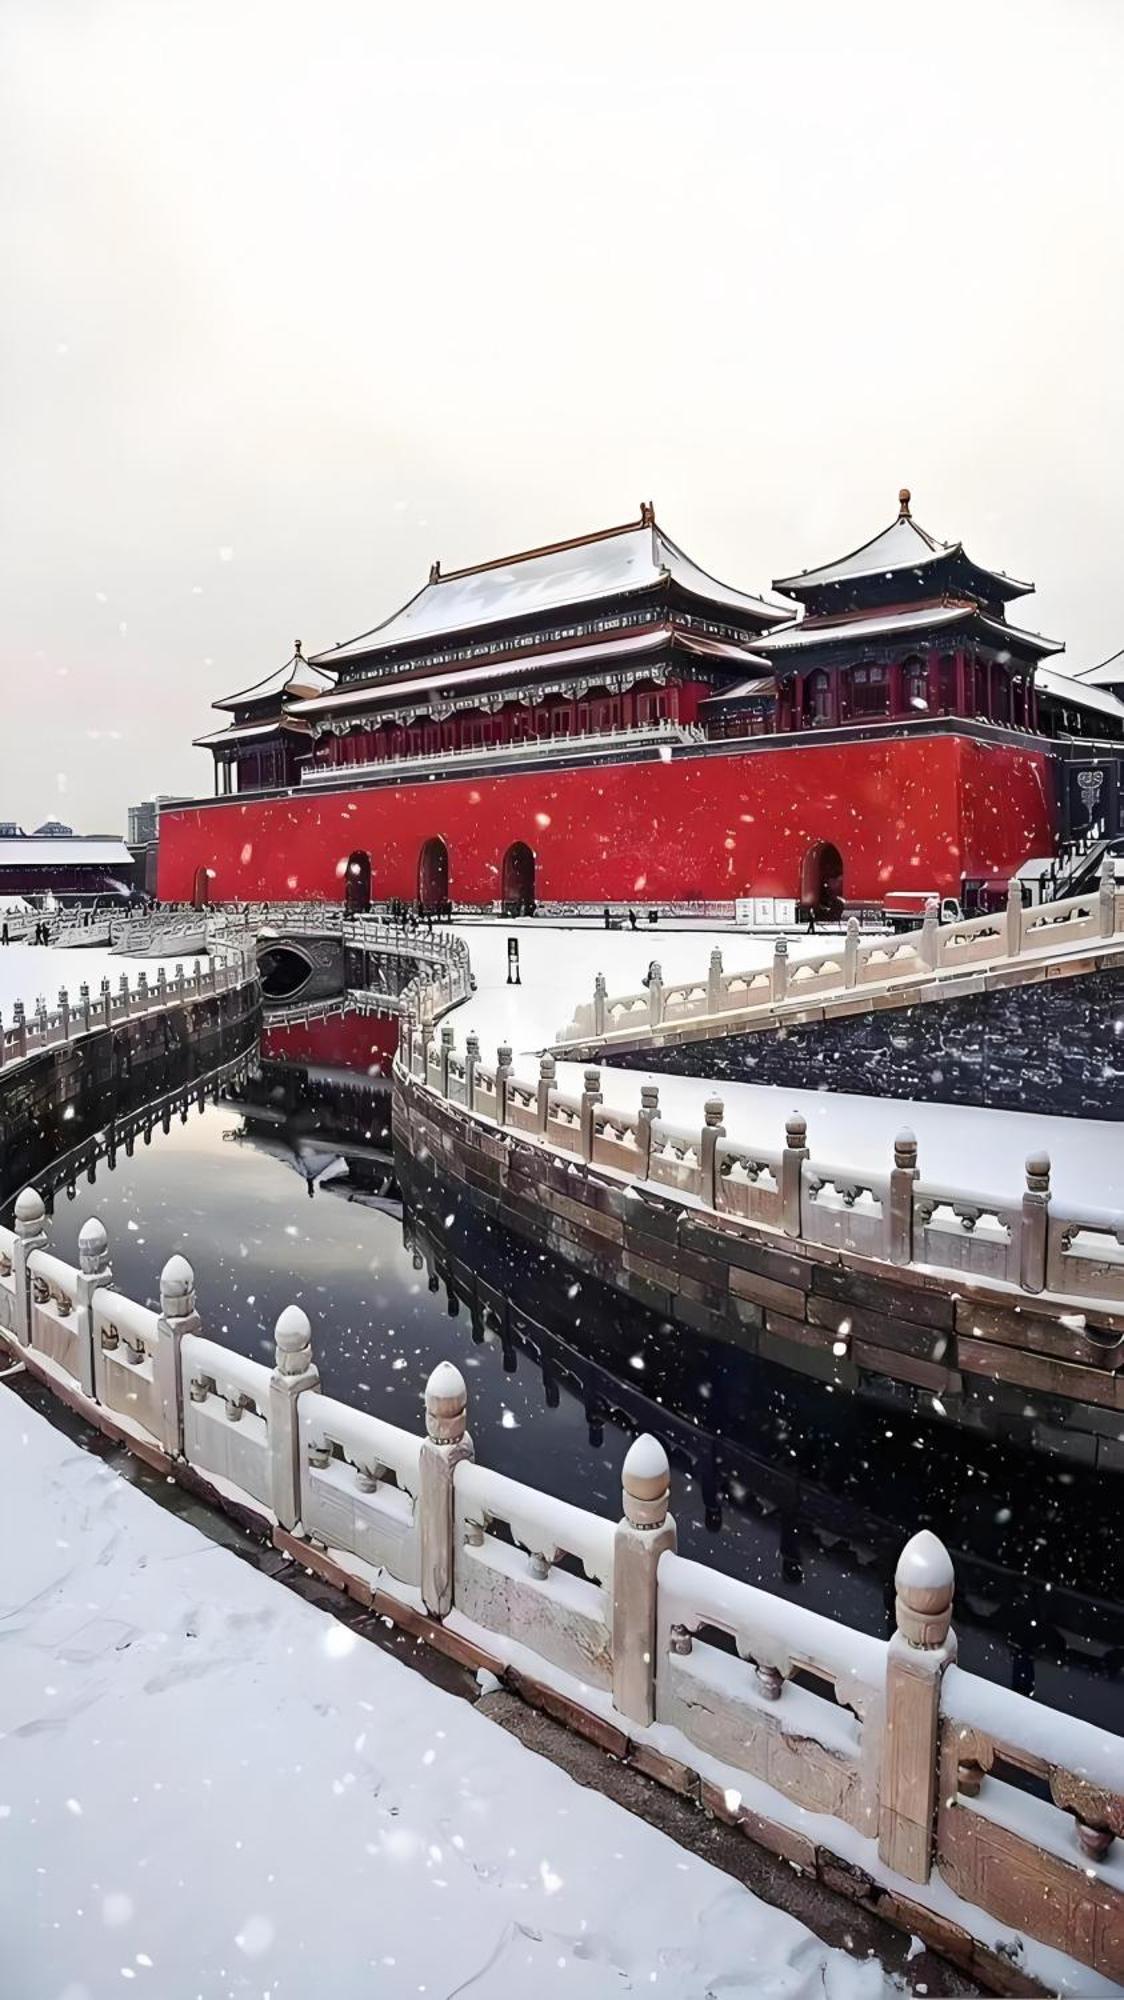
[298,719,706,788]
[4,1206,1123,1984]
[398,1030,1124,1309]
[0,937,258,1071]
[555,863,1124,1050]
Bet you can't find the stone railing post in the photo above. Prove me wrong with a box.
[843,917,860,987]
[878,1529,956,1883]
[699,1095,725,1209]
[579,1066,602,1161]
[463,1032,479,1112]
[1020,1150,1050,1294]
[75,1216,111,1399]
[771,935,788,1003]
[1099,852,1117,939]
[647,962,663,1029]
[156,966,167,1005]
[119,972,131,1018]
[137,970,150,1012]
[269,1305,320,1532]
[1005,877,1024,958]
[154,1254,200,1458]
[79,981,91,1033]
[416,1019,433,1087]
[637,1082,659,1180]
[537,1053,556,1132]
[915,897,939,971]
[439,1022,455,1099]
[612,1435,676,1726]
[100,978,112,1027]
[11,1186,48,1347]
[592,972,608,1037]
[495,1044,512,1127]
[12,1000,27,1061]
[707,947,724,1015]
[419,1361,474,1618]
[175,963,186,997]
[58,987,71,1040]
[889,1128,918,1266]
[781,1111,808,1238]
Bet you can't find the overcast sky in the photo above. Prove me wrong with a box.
[1,0,1121,832]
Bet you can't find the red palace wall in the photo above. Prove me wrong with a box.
[158,734,1056,908]
[259,1014,399,1074]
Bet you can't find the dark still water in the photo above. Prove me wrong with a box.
[7,1023,1122,1730]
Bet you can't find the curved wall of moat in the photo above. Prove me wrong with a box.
[5,1009,1119,1733]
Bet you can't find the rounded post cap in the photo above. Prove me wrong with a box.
[426,1359,466,1410]
[894,1126,918,1168]
[709,945,723,965]
[497,1042,512,1065]
[159,1252,195,1298]
[14,1186,46,1226]
[847,915,859,935]
[774,934,788,955]
[896,1528,953,1597]
[539,1052,556,1076]
[622,1432,670,1527]
[275,1303,312,1353]
[440,1022,455,1045]
[923,896,939,917]
[622,1432,669,1494]
[1026,1149,1051,1183]
[78,1216,108,1259]
[785,1109,807,1146]
[703,1095,724,1126]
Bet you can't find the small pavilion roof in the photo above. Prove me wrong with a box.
[214,645,335,712]
[760,602,1062,661]
[193,716,315,749]
[311,507,790,668]
[773,490,1033,605]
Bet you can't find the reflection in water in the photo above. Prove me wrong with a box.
[6,1013,1121,1729]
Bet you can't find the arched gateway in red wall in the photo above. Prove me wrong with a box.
[418,837,449,912]
[501,841,535,916]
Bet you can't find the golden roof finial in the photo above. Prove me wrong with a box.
[294,638,303,657]
[640,500,655,527]
[898,487,912,520]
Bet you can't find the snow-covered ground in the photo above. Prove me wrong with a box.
[0,1386,892,2000]
[452,924,1124,1206]
[0,942,199,1022]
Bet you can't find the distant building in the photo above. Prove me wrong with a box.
[127,796,174,897]
[0,828,136,903]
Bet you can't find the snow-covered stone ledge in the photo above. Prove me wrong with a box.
[0,936,258,1071]
[2,1197,1122,1993]
[555,866,1124,1054]
[399,1017,1124,1312]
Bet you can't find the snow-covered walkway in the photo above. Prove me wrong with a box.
[451,924,1124,1206]
[0,1387,892,1999]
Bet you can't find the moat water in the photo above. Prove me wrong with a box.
[4,1014,1121,1731]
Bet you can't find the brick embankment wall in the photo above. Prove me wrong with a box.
[0,985,260,1205]
[606,963,1124,1121]
[395,1072,1124,1470]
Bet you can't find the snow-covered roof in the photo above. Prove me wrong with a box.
[0,837,133,867]
[214,648,336,712]
[311,510,789,667]
[194,717,315,747]
[1075,645,1124,690]
[1035,665,1124,721]
[762,603,1061,659]
[703,675,777,702]
[773,490,1032,602]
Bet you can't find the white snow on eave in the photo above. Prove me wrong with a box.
[312,522,784,667]
[0,838,133,866]
[761,605,973,652]
[1036,665,1124,719]
[774,517,1032,598]
[214,661,336,710]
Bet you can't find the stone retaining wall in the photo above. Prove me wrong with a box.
[395,1071,1124,1470]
